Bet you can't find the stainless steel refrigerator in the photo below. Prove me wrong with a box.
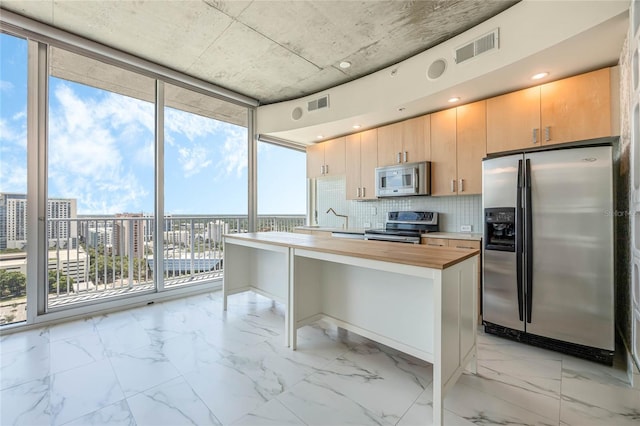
[482,144,614,364]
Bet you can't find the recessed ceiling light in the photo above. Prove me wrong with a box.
[316,135,323,139]
[339,61,351,69]
[448,97,461,103]
[531,72,549,80]
[353,124,361,129]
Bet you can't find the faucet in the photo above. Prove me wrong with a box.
[326,208,349,229]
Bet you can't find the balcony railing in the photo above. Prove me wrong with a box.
[40,215,305,308]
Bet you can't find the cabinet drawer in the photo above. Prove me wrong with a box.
[423,238,448,247]
[448,239,481,250]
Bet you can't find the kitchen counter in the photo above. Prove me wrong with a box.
[228,232,478,269]
[223,231,479,426]
[296,227,484,241]
[294,226,366,234]
[422,232,483,241]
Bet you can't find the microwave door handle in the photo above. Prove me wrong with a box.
[413,167,419,193]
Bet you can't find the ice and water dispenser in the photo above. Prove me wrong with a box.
[484,208,516,252]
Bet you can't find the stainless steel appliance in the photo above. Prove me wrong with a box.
[364,211,438,243]
[482,144,614,364]
[375,161,431,197]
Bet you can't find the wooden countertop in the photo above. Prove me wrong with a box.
[294,226,368,234]
[422,232,483,241]
[225,232,479,270]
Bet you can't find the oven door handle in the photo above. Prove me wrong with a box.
[364,234,420,244]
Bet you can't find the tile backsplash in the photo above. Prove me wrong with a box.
[316,176,483,233]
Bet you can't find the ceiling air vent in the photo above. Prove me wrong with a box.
[308,95,329,112]
[455,28,499,64]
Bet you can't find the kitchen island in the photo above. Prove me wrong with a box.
[223,232,479,425]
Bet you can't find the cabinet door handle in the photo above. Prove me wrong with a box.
[325,164,328,174]
[362,187,366,197]
[356,187,361,198]
[532,128,539,144]
[321,165,325,175]
[396,152,401,164]
[544,126,550,141]
[451,179,456,193]
[403,151,408,163]
[459,178,464,193]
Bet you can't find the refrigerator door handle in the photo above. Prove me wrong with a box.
[516,159,524,322]
[525,158,534,323]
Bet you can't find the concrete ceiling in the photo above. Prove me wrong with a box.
[0,0,518,105]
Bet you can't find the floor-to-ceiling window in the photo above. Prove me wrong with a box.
[162,83,249,287]
[0,13,270,327]
[0,32,28,325]
[46,46,156,309]
[257,141,306,231]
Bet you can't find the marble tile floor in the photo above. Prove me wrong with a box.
[1,290,638,426]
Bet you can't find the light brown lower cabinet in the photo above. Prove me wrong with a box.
[423,237,482,320]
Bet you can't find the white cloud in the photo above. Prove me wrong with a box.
[0,80,14,92]
[12,111,26,121]
[165,107,248,180]
[0,118,18,141]
[218,125,248,178]
[165,107,222,141]
[178,144,212,177]
[0,162,27,193]
[0,109,27,148]
[135,141,155,168]
[48,82,153,214]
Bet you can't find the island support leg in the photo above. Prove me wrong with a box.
[433,269,444,426]
[433,386,443,426]
[289,249,297,350]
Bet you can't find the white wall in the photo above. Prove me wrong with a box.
[315,176,482,233]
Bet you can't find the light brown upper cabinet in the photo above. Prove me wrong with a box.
[403,115,431,164]
[377,116,430,166]
[346,129,378,200]
[486,86,540,154]
[456,101,486,195]
[430,108,457,196]
[431,101,486,196]
[487,68,614,154]
[306,137,346,179]
[540,67,612,145]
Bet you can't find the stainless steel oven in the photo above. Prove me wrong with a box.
[364,211,438,243]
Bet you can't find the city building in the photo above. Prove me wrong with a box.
[0,249,89,283]
[0,193,26,250]
[0,193,77,250]
[113,213,146,258]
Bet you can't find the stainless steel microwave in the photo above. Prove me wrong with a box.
[375,161,431,197]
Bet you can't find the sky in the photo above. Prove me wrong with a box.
[0,33,306,216]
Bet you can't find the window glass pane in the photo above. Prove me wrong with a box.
[257,142,306,231]
[163,83,248,287]
[0,32,28,326]
[47,47,155,308]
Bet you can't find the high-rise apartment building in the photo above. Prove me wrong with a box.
[113,213,146,258]
[0,193,27,250]
[48,198,78,249]
[0,193,77,250]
